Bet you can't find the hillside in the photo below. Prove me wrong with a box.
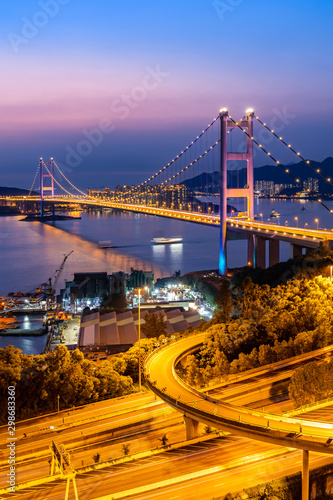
[182,157,333,194]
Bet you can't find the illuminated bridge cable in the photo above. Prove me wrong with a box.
[228,115,333,215]
[162,140,220,185]
[254,115,333,195]
[42,162,75,197]
[139,116,219,187]
[53,161,87,198]
[29,165,40,196]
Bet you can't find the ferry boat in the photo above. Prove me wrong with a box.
[98,240,112,248]
[151,237,183,245]
[270,210,280,217]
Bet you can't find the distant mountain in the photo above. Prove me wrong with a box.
[0,186,38,196]
[182,157,333,194]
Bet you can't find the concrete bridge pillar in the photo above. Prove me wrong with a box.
[291,244,303,259]
[255,236,266,269]
[269,239,280,267]
[247,235,255,267]
[302,449,309,500]
[184,415,199,440]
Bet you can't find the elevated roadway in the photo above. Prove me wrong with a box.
[145,333,333,498]
[3,195,333,250]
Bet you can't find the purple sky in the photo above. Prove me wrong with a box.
[1,0,333,189]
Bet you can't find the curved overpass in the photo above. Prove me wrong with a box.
[145,333,333,455]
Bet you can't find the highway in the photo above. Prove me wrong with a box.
[1,437,333,500]
[2,344,333,498]
[145,333,333,454]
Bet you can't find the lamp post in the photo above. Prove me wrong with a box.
[315,218,319,230]
[138,288,141,392]
[294,216,298,228]
[57,394,60,413]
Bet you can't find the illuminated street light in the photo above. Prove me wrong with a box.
[315,218,319,230]
[294,216,298,228]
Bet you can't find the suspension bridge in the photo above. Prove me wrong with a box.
[3,108,333,275]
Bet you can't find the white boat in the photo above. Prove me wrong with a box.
[151,237,183,245]
[98,240,112,248]
[270,210,280,217]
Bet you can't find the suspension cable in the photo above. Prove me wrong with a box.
[139,116,219,187]
[228,115,333,215]
[29,165,40,196]
[254,115,333,193]
[53,161,87,197]
[162,140,220,185]
[43,162,75,197]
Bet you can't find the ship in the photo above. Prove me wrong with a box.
[98,240,112,248]
[270,210,280,217]
[151,237,183,245]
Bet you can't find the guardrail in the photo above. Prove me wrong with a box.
[145,335,333,453]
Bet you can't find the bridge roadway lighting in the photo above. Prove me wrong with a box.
[315,218,319,230]
[294,216,298,228]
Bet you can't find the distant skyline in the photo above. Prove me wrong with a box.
[1,0,333,189]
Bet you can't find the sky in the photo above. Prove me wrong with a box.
[1,0,333,189]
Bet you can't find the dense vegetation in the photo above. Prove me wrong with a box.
[0,345,134,423]
[180,248,333,408]
[0,334,173,423]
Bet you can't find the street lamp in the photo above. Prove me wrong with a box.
[138,288,142,392]
[57,394,60,413]
[294,216,298,228]
[315,218,319,230]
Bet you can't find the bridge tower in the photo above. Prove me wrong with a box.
[219,109,255,276]
[39,158,55,216]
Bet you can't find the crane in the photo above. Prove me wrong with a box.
[53,250,74,292]
[40,251,74,308]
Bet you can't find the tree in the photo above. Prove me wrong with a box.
[159,434,168,446]
[122,443,131,456]
[141,312,167,339]
[212,349,230,381]
[214,279,232,323]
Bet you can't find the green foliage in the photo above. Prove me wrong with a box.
[141,312,167,339]
[180,268,333,394]
[214,279,232,323]
[289,360,333,407]
[0,345,133,424]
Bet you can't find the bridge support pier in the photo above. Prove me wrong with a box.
[255,236,266,269]
[247,235,255,267]
[184,415,199,440]
[302,449,309,500]
[291,243,303,259]
[269,239,280,267]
